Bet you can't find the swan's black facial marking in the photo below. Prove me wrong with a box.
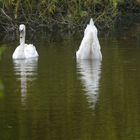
[20,29,24,38]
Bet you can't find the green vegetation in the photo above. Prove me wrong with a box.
[0,0,140,33]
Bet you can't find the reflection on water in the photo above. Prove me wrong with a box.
[13,58,38,105]
[0,46,6,61]
[0,22,140,139]
[0,80,4,98]
[77,59,102,109]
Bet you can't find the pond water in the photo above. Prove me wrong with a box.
[0,24,140,140]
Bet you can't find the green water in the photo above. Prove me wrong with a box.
[0,29,140,140]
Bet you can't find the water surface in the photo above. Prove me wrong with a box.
[0,27,140,140]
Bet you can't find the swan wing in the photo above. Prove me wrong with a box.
[24,44,39,58]
[77,31,93,59]
[12,45,25,59]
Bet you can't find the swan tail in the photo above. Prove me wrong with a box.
[89,18,94,26]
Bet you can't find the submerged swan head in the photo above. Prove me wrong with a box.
[19,24,26,44]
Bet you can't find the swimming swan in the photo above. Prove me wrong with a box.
[12,24,39,59]
[76,18,102,60]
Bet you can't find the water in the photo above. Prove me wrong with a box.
[0,26,140,140]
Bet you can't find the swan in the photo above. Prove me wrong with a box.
[12,24,39,59]
[76,18,102,60]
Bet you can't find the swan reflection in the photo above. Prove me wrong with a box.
[77,60,102,109]
[13,58,38,105]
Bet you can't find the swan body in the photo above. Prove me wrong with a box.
[76,18,102,60]
[12,24,39,59]
[13,44,39,59]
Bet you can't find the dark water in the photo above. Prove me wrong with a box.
[0,26,140,140]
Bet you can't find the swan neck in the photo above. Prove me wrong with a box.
[20,35,25,45]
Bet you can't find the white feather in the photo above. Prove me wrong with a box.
[76,18,102,60]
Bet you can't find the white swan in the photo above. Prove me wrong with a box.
[76,18,102,60]
[12,24,39,59]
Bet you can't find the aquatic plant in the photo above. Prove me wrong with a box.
[0,0,139,33]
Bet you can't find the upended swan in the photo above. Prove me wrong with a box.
[76,18,102,60]
[12,24,39,59]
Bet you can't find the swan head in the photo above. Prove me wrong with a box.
[19,24,26,39]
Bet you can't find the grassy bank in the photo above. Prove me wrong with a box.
[0,0,140,34]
